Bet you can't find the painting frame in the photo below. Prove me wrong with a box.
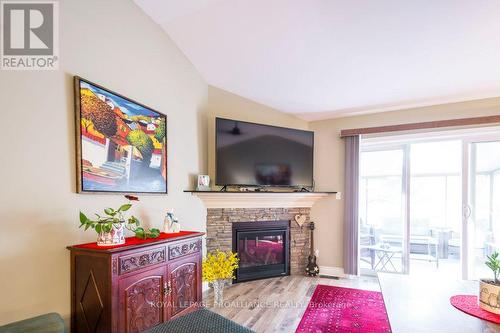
[74,76,168,194]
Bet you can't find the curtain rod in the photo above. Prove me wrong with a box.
[340,115,500,137]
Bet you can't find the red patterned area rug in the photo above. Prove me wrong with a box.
[450,295,500,324]
[295,285,392,333]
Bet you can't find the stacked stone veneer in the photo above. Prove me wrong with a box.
[206,207,311,275]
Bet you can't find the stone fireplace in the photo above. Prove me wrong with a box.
[206,207,311,276]
[187,191,330,282]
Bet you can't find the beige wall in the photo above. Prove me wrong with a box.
[0,0,209,326]
[310,97,500,270]
[206,86,308,183]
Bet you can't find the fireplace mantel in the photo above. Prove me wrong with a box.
[184,190,338,209]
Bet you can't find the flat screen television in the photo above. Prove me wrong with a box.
[216,118,314,187]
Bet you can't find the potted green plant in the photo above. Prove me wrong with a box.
[79,196,160,246]
[479,252,500,314]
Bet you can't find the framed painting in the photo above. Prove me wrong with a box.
[74,76,167,193]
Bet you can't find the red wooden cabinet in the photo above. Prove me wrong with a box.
[68,232,203,333]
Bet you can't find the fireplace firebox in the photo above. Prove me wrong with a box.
[232,220,290,283]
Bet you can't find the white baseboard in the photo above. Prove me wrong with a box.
[319,266,345,278]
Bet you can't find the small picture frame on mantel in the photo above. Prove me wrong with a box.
[196,175,211,191]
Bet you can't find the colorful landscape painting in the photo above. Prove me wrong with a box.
[75,77,167,193]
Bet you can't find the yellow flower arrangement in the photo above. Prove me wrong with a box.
[202,250,239,283]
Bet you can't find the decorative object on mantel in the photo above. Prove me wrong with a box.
[79,195,160,246]
[294,214,307,228]
[479,252,500,314]
[305,222,319,277]
[202,250,239,305]
[163,209,181,233]
[196,175,211,191]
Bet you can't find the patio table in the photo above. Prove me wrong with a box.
[364,244,403,272]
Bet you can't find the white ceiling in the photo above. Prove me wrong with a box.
[135,0,500,121]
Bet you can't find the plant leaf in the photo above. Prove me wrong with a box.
[119,204,132,212]
[135,227,145,239]
[79,212,88,224]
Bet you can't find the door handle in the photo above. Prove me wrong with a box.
[463,205,472,220]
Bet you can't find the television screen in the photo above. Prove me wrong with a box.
[216,118,314,187]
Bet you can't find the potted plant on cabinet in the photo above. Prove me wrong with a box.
[479,252,500,314]
[79,196,160,246]
[202,250,239,305]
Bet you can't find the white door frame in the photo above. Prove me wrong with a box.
[462,134,500,280]
[402,144,411,274]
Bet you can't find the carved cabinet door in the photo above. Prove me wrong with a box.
[118,266,167,333]
[167,254,201,320]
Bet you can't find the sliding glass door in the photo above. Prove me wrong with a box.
[359,147,407,275]
[464,138,500,280]
[409,141,462,277]
[359,132,500,280]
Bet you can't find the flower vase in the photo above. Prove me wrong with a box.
[97,223,125,246]
[212,279,225,305]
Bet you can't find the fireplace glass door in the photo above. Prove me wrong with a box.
[233,221,290,282]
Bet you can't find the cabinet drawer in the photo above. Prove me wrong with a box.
[168,238,201,260]
[119,246,166,274]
